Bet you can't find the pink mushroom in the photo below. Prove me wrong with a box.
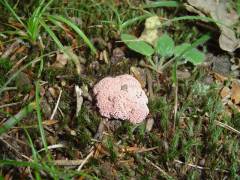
[93,74,149,124]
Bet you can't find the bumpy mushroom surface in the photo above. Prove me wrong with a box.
[93,74,149,124]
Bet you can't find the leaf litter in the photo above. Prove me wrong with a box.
[186,0,240,52]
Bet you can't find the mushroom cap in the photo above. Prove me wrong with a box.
[93,74,149,124]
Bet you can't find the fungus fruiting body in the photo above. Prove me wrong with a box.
[93,74,149,124]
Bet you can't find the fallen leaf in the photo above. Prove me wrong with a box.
[231,81,240,104]
[51,53,68,68]
[48,87,58,98]
[213,72,227,82]
[220,86,231,99]
[42,119,59,126]
[51,46,83,74]
[139,16,161,46]
[176,70,191,79]
[186,0,240,52]
[145,118,154,132]
[130,66,147,88]
[1,39,21,59]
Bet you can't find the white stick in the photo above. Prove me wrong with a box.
[50,89,63,120]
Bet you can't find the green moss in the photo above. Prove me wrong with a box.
[0,58,13,86]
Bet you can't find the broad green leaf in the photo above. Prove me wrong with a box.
[184,48,205,65]
[121,34,154,57]
[174,43,191,57]
[156,34,174,57]
[174,43,205,65]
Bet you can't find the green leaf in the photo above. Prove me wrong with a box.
[184,48,205,65]
[156,34,174,57]
[121,34,154,57]
[174,43,205,65]
[174,43,191,57]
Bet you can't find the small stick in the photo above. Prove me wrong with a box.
[50,89,62,120]
[173,82,178,129]
[145,157,173,179]
[75,85,83,117]
[52,159,84,166]
[174,159,229,173]
[0,101,22,109]
[215,120,240,135]
[38,143,65,153]
[77,148,94,171]
[7,55,27,75]
[0,87,17,92]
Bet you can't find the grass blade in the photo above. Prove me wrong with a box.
[191,33,211,48]
[162,15,232,29]
[0,102,36,135]
[49,15,97,54]
[27,0,54,41]
[35,81,48,151]
[0,0,26,29]
[120,14,153,32]
[0,160,44,170]
[41,20,83,74]
[0,52,56,96]
[142,1,179,8]
[40,19,64,50]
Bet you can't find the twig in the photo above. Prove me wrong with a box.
[75,85,83,117]
[7,55,27,75]
[215,120,240,136]
[38,143,65,153]
[0,87,17,92]
[77,148,95,171]
[50,89,62,120]
[174,159,229,173]
[52,159,84,166]
[0,101,22,109]
[136,146,158,153]
[0,137,32,161]
[145,157,173,179]
[120,146,158,153]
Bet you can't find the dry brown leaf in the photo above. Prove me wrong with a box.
[42,119,59,126]
[220,86,231,99]
[213,72,227,82]
[51,53,68,69]
[51,47,83,74]
[231,81,240,104]
[48,87,58,98]
[186,0,240,52]
[130,66,146,88]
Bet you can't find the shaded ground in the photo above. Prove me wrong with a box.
[0,0,240,179]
